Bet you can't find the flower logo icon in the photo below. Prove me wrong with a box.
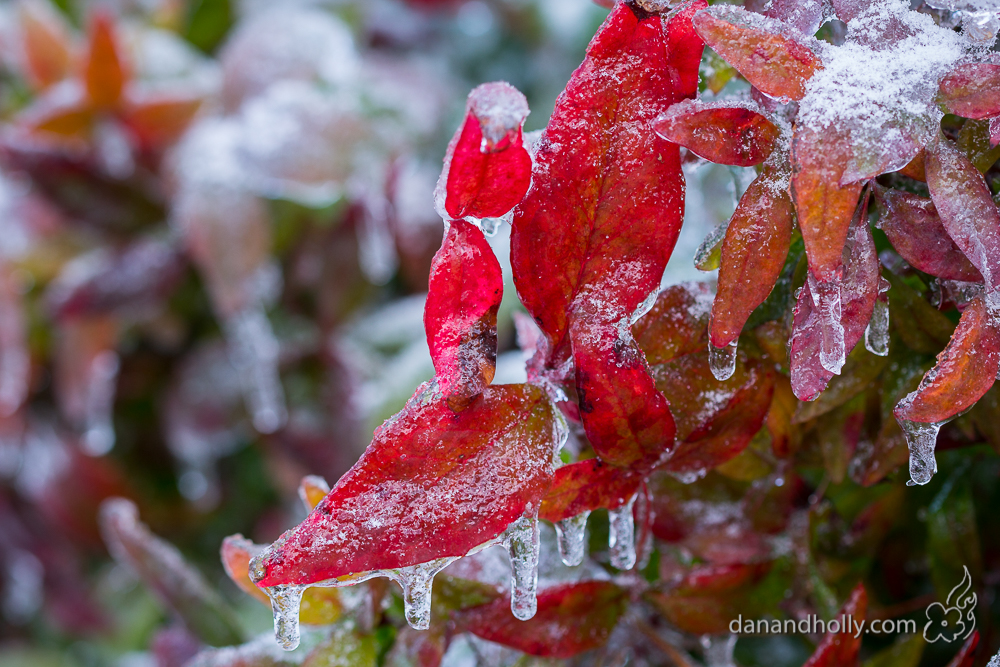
[924,566,977,643]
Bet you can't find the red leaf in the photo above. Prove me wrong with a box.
[746,0,824,36]
[647,562,771,634]
[894,295,1000,424]
[945,631,979,667]
[250,383,558,588]
[790,196,879,401]
[710,166,794,347]
[925,137,1000,292]
[123,90,203,150]
[424,219,503,409]
[938,64,1000,120]
[18,1,75,90]
[874,186,982,282]
[792,123,864,281]
[511,0,704,363]
[442,82,532,220]
[692,6,822,101]
[632,282,712,365]
[539,458,642,523]
[654,101,779,167]
[83,12,127,110]
[654,353,774,473]
[802,584,866,667]
[458,581,627,658]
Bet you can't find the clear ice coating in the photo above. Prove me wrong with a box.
[554,511,590,567]
[390,557,457,631]
[897,413,944,486]
[608,494,637,571]
[708,340,737,381]
[503,513,540,620]
[865,278,891,357]
[814,278,845,375]
[223,307,288,433]
[264,584,305,651]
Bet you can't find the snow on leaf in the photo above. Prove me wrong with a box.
[939,64,1000,120]
[511,0,704,365]
[424,219,503,410]
[874,185,982,283]
[539,458,642,524]
[439,82,532,222]
[249,382,559,589]
[654,100,780,167]
[83,12,127,110]
[710,165,794,348]
[457,581,628,659]
[746,0,824,36]
[692,6,822,101]
[99,498,245,647]
[894,295,1000,424]
[801,584,866,667]
[926,137,1000,293]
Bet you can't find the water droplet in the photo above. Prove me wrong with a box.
[708,340,737,381]
[608,494,637,571]
[264,584,304,650]
[390,557,456,631]
[503,513,539,620]
[896,413,944,486]
[555,511,589,566]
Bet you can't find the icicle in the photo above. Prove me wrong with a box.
[223,308,287,434]
[898,416,944,486]
[503,513,540,620]
[865,277,891,357]
[264,584,304,651]
[554,511,589,567]
[391,557,456,631]
[813,277,845,374]
[694,221,729,272]
[608,494,637,571]
[708,340,737,381]
[669,468,708,484]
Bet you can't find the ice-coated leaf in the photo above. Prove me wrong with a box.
[692,6,822,101]
[424,219,503,409]
[99,498,244,647]
[632,282,712,365]
[938,64,1000,120]
[83,12,126,110]
[647,562,772,634]
[250,383,559,588]
[802,584,866,667]
[46,238,186,320]
[654,101,780,167]
[945,632,979,667]
[790,197,879,401]
[457,581,627,658]
[746,0,824,36]
[710,166,794,348]
[925,137,1000,292]
[791,124,864,281]
[874,186,982,283]
[539,458,642,523]
[441,82,531,221]
[894,295,1000,424]
[123,91,203,150]
[298,476,330,512]
[511,0,704,363]
[18,0,74,90]
[653,353,774,473]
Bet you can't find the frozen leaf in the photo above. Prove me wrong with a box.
[938,64,1000,120]
[123,91,203,151]
[746,0,824,35]
[424,220,503,409]
[883,271,954,354]
[654,101,780,167]
[511,0,704,364]
[632,282,712,365]
[791,124,863,281]
[440,82,532,221]
[895,295,1000,425]
[99,498,244,647]
[539,458,642,524]
[647,562,772,634]
[457,581,627,658]
[84,12,127,110]
[802,584,866,667]
[249,383,559,588]
[874,186,982,283]
[710,166,794,348]
[925,137,1000,292]
[692,6,822,101]
[793,343,888,422]
[18,1,75,90]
